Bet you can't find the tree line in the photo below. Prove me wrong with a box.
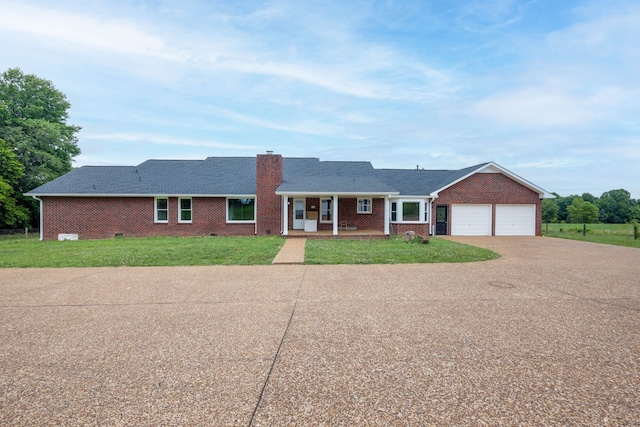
[543,190,640,224]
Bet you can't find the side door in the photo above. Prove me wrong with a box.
[435,205,448,235]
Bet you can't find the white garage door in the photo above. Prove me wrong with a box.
[451,204,492,236]
[495,204,535,236]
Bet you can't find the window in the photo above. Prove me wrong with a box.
[179,197,192,223]
[357,198,372,214]
[402,202,420,222]
[321,198,332,222]
[227,198,255,222]
[155,197,168,223]
[390,200,426,223]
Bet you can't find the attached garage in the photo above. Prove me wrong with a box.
[495,204,536,236]
[451,204,492,236]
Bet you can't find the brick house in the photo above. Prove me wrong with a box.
[26,152,549,240]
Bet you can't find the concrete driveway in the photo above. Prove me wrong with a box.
[1,237,638,425]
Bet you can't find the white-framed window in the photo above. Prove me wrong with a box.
[155,197,168,223]
[179,197,192,223]
[402,201,420,221]
[227,197,255,222]
[320,198,333,223]
[390,199,426,223]
[357,198,372,214]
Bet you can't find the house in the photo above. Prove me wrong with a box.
[26,152,549,240]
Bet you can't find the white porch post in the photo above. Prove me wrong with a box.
[282,195,289,235]
[384,196,390,235]
[333,194,339,235]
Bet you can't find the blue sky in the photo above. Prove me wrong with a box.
[1,0,639,198]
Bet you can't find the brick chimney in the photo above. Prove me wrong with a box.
[256,151,283,235]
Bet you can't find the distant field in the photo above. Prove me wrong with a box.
[543,223,640,248]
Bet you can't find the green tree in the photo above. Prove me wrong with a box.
[0,68,81,227]
[542,198,558,223]
[0,138,29,227]
[566,197,599,224]
[555,194,578,222]
[597,189,632,223]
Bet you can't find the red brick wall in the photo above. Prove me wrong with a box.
[41,196,254,240]
[256,154,282,235]
[393,223,430,236]
[433,173,542,235]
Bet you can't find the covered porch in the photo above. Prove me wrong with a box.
[277,193,396,237]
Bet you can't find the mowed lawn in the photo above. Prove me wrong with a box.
[543,223,640,249]
[0,236,285,267]
[304,237,500,264]
[0,235,499,267]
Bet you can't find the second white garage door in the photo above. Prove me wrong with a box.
[495,204,536,236]
[451,204,492,236]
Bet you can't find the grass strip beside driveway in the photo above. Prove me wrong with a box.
[304,237,500,264]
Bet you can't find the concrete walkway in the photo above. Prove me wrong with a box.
[272,238,306,264]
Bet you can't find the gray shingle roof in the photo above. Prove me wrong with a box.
[27,157,256,195]
[374,163,489,195]
[26,156,491,197]
[278,158,397,194]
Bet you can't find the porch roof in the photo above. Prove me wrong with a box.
[277,158,397,194]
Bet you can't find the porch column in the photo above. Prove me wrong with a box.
[384,196,390,235]
[333,194,339,235]
[282,195,289,235]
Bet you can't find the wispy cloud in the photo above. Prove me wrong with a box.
[84,132,260,150]
[0,4,186,61]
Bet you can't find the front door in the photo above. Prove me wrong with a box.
[293,199,306,229]
[435,205,448,235]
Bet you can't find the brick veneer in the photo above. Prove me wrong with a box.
[255,153,283,235]
[433,172,542,236]
[41,196,254,240]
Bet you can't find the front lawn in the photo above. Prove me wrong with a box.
[0,236,285,268]
[0,235,500,268]
[304,237,500,264]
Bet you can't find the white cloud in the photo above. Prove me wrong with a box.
[0,3,186,62]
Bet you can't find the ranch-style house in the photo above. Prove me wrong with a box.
[26,152,549,241]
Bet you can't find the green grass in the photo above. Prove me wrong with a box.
[0,236,285,268]
[543,223,640,249]
[304,237,500,264]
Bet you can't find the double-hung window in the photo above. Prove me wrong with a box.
[227,198,255,222]
[357,198,372,214]
[155,197,168,223]
[320,198,333,223]
[179,197,192,223]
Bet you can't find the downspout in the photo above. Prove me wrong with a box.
[31,196,43,241]
[429,192,438,236]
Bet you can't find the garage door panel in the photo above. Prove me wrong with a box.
[451,204,492,236]
[495,205,535,236]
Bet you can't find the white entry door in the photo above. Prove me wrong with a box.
[293,199,306,229]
